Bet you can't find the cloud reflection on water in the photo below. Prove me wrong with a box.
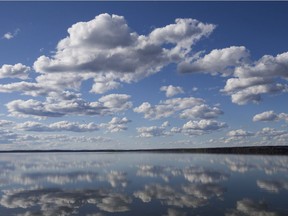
[0,153,287,215]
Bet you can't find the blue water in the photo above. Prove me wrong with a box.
[0,153,287,215]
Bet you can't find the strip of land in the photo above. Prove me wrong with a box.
[0,146,288,155]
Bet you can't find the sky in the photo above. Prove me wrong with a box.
[0,2,288,150]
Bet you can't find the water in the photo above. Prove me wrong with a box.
[0,153,287,216]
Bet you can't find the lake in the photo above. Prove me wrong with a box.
[0,153,287,216]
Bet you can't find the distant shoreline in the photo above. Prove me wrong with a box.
[0,146,288,155]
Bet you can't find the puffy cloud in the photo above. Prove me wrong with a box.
[6,93,132,118]
[0,81,53,96]
[227,129,254,137]
[134,97,205,120]
[222,52,288,105]
[31,13,215,95]
[137,126,170,138]
[253,110,288,122]
[178,46,250,76]
[179,104,223,119]
[101,117,131,133]
[160,85,184,97]
[182,119,227,135]
[0,64,31,80]
[16,121,99,132]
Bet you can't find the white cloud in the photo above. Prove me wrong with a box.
[179,104,223,119]
[102,117,131,133]
[2,29,20,40]
[253,110,288,122]
[0,64,31,80]
[16,121,99,132]
[0,120,14,127]
[178,46,250,76]
[227,129,254,137]
[160,85,184,97]
[137,121,171,138]
[182,119,227,135]
[137,126,169,138]
[222,51,288,105]
[134,97,205,120]
[6,93,132,118]
[31,13,215,95]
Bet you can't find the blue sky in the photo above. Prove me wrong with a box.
[1,2,288,150]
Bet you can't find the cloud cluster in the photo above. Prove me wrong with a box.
[182,119,227,135]
[227,129,254,137]
[222,52,288,105]
[6,92,132,118]
[0,64,31,80]
[101,117,131,133]
[137,121,171,138]
[16,121,99,132]
[134,97,222,120]
[31,13,215,95]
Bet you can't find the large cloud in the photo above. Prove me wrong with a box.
[31,13,215,95]
[222,52,288,105]
[0,64,31,80]
[6,92,132,118]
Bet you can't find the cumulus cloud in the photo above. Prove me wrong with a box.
[16,121,99,132]
[179,104,223,119]
[160,85,184,97]
[227,129,254,137]
[0,64,31,80]
[30,13,215,96]
[253,110,288,122]
[178,46,250,76]
[137,125,170,138]
[6,92,132,118]
[101,117,131,132]
[134,97,206,120]
[222,52,288,105]
[182,119,227,135]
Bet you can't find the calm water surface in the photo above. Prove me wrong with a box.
[0,153,287,216]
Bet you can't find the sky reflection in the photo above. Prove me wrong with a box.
[0,153,287,215]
